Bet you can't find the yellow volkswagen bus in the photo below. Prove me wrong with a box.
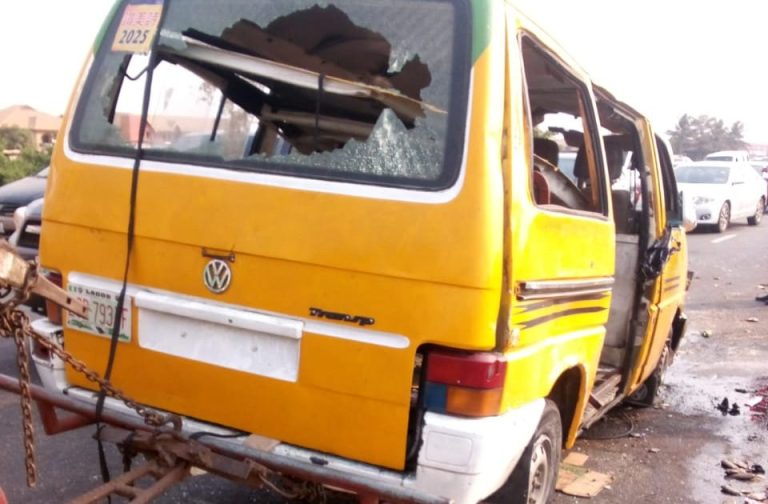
[32,1,690,502]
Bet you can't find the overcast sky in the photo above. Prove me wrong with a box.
[2,1,766,142]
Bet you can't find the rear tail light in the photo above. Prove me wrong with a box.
[424,350,507,417]
[42,269,63,325]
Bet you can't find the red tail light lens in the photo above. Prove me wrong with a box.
[424,350,507,417]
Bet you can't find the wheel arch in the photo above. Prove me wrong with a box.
[670,308,687,352]
[546,365,586,448]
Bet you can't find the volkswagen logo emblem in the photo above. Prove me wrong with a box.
[203,259,232,294]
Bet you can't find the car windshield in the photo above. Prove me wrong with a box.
[676,165,730,184]
[71,0,470,190]
[705,156,733,162]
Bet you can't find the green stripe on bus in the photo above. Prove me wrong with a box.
[471,0,492,63]
[92,0,123,53]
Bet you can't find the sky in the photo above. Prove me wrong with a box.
[1,0,767,143]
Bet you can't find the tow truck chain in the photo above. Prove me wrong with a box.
[0,266,178,488]
[1,297,37,486]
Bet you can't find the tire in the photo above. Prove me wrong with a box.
[627,344,671,408]
[716,202,730,233]
[487,400,562,504]
[747,198,764,225]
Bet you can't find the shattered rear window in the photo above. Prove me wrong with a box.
[71,0,471,190]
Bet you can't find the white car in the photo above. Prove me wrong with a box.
[704,150,750,163]
[676,161,766,232]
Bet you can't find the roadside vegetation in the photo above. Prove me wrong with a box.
[0,126,51,184]
[667,114,746,160]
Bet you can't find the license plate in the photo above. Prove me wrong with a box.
[66,284,132,342]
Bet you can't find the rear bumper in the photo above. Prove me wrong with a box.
[30,319,544,503]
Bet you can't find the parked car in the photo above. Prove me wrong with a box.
[750,161,768,210]
[676,161,765,232]
[8,198,44,312]
[8,198,43,261]
[704,150,750,163]
[0,167,48,236]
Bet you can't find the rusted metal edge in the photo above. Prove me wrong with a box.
[0,374,451,504]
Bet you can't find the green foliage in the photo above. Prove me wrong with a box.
[667,114,746,160]
[0,126,35,151]
[0,148,51,185]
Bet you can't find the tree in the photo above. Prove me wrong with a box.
[667,114,745,160]
[0,147,51,185]
[0,126,35,151]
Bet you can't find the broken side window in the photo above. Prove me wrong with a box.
[522,37,607,215]
[72,0,471,190]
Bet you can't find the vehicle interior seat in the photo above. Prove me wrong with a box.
[532,138,559,205]
[532,171,551,205]
[533,137,559,168]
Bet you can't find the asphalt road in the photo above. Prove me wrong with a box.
[1,218,768,503]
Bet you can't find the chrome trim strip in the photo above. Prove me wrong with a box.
[516,277,614,301]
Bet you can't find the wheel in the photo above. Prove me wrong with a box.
[487,400,562,504]
[716,202,730,233]
[627,344,672,408]
[747,198,764,225]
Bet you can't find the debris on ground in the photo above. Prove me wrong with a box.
[721,484,742,496]
[563,452,589,466]
[717,397,731,415]
[648,448,661,454]
[719,458,768,500]
[557,452,613,498]
[715,397,745,416]
[746,317,760,323]
[748,381,768,426]
[701,329,713,338]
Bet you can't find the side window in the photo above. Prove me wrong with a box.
[655,137,681,224]
[520,37,606,215]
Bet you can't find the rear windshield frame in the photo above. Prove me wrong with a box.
[69,0,472,192]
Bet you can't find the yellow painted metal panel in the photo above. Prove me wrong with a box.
[42,34,507,470]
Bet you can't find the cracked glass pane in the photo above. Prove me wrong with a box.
[72,0,468,189]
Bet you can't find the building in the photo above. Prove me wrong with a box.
[0,105,62,150]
